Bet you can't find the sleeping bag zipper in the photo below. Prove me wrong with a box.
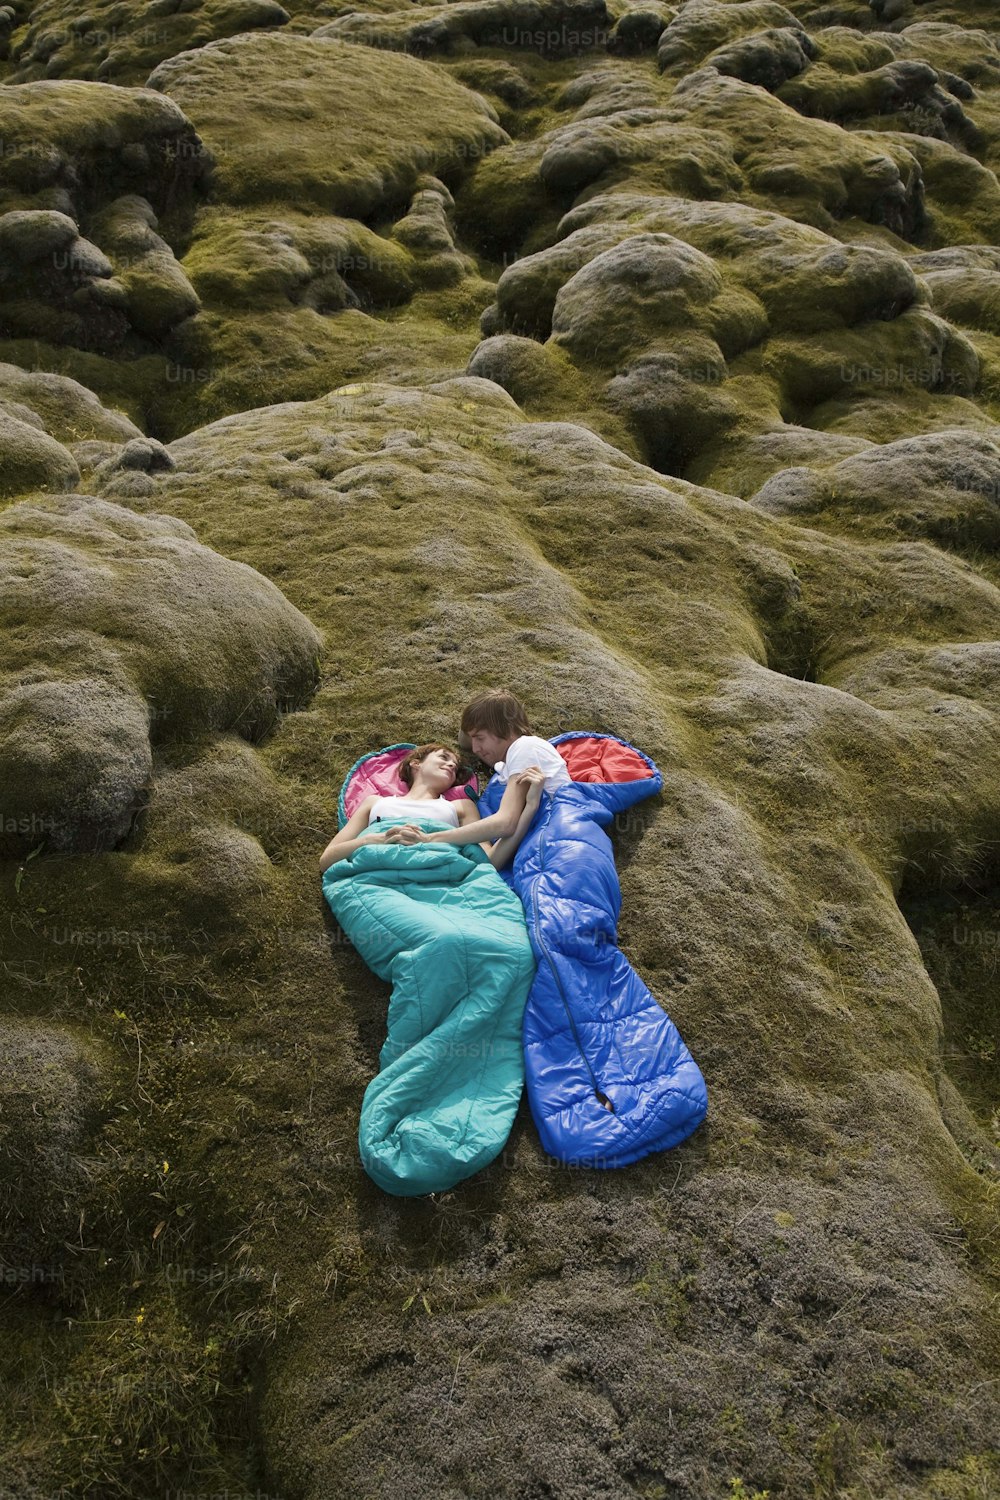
[530,814,616,1115]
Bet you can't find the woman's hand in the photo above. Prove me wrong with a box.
[517,766,546,808]
[382,824,431,844]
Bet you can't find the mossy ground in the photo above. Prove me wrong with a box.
[5,378,1000,1494]
[2,2,1000,1497]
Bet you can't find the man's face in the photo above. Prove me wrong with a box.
[467,728,509,767]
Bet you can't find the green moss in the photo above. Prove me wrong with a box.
[919,1452,1000,1499]
[4,4,1000,1494]
[4,0,290,86]
[0,408,79,495]
[0,338,167,431]
[181,205,417,311]
[48,1296,249,1495]
[0,76,206,221]
[630,1262,699,1335]
[147,32,509,218]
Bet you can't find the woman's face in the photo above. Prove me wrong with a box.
[417,748,459,787]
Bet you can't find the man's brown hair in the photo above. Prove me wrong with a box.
[460,690,532,744]
[399,743,472,789]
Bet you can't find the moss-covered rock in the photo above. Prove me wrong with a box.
[467,330,571,404]
[88,195,201,340]
[0,207,132,351]
[0,1018,106,1270]
[750,426,1000,554]
[779,55,972,137]
[895,20,1000,90]
[0,493,321,856]
[312,0,612,57]
[0,405,80,495]
[99,434,176,473]
[473,187,989,483]
[0,78,209,221]
[891,129,1000,249]
[656,0,808,74]
[178,204,416,311]
[456,72,933,261]
[606,1,676,56]
[449,54,541,106]
[548,231,725,363]
[0,358,142,444]
[146,31,510,217]
[709,23,817,92]
[113,374,1000,1499]
[5,0,290,86]
[2,0,1000,1494]
[389,177,478,289]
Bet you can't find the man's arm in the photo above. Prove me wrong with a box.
[422,773,535,847]
[488,775,544,869]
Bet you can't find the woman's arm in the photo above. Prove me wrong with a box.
[319,797,425,871]
[320,797,379,871]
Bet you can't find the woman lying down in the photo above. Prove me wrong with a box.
[318,744,546,1198]
[319,743,545,871]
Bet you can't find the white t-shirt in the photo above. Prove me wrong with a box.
[494,735,571,793]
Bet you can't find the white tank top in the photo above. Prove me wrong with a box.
[366,794,460,828]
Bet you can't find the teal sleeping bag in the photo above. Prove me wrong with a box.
[321,819,537,1196]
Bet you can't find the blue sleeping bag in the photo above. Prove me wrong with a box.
[476,731,707,1166]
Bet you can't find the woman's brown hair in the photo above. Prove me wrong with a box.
[399,743,473,789]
